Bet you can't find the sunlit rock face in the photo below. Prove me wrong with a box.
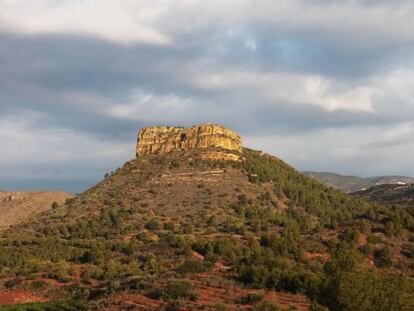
[136,124,242,161]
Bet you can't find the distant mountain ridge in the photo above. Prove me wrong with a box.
[352,183,414,208]
[304,171,414,193]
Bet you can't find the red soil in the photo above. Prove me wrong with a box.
[191,251,205,260]
[0,289,47,305]
[358,234,367,247]
[192,273,310,310]
[304,252,330,261]
[105,272,311,310]
[111,294,163,310]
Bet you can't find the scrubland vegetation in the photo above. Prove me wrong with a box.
[0,149,413,310]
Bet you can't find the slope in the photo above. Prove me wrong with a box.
[0,191,72,230]
[1,148,413,310]
[304,171,414,193]
[353,183,414,208]
[304,172,372,193]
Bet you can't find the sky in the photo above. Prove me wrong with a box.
[1,0,414,193]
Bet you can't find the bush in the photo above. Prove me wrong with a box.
[0,300,86,311]
[80,270,92,284]
[29,281,49,291]
[320,264,414,311]
[81,247,105,265]
[179,259,206,274]
[204,253,219,268]
[5,278,22,290]
[360,243,373,256]
[49,260,71,282]
[164,222,174,230]
[242,292,264,304]
[161,280,197,300]
[366,235,382,244]
[145,219,161,230]
[309,301,329,311]
[401,244,414,258]
[215,303,231,311]
[238,264,268,288]
[164,300,181,311]
[254,301,280,311]
[374,246,393,268]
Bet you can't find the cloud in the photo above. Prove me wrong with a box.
[193,70,376,112]
[245,121,414,178]
[108,89,195,121]
[3,1,414,49]
[0,0,414,191]
[0,0,171,44]
[0,111,131,192]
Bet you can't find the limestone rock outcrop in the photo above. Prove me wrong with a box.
[136,124,242,161]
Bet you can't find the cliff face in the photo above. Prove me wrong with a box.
[136,124,242,160]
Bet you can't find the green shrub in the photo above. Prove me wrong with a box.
[321,270,414,311]
[164,222,175,230]
[145,219,161,230]
[162,280,197,300]
[374,246,393,268]
[360,243,373,256]
[49,260,71,282]
[164,300,181,311]
[0,300,85,311]
[366,235,382,244]
[29,281,49,291]
[401,244,414,258]
[254,301,280,311]
[309,301,329,311]
[5,277,22,289]
[242,292,264,304]
[215,303,231,311]
[179,259,206,274]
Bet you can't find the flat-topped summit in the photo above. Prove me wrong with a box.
[136,124,242,161]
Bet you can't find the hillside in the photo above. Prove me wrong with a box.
[304,171,414,193]
[0,191,72,230]
[353,183,414,208]
[0,125,413,311]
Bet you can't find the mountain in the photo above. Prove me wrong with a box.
[0,124,413,311]
[304,171,414,193]
[353,183,414,208]
[0,191,72,230]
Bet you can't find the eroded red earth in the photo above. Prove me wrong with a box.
[0,289,47,305]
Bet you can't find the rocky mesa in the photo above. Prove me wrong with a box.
[136,124,242,161]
